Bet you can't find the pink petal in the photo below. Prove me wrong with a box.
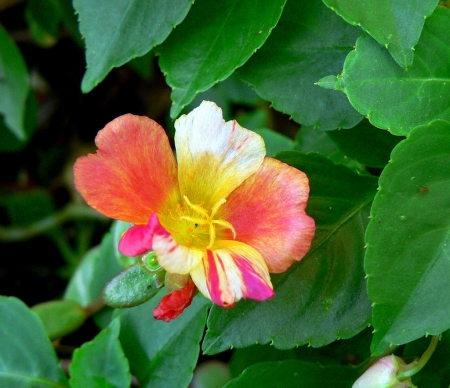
[222,157,315,273]
[118,213,159,256]
[74,114,179,224]
[190,241,274,307]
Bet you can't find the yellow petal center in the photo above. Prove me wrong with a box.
[162,196,236,249]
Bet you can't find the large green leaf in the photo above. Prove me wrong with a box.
[202,152,376,354]
[0,296,69,387]
[327,6,450,136]
[157,0,286,118]
[117,291,210,388]
[0,23,29,140]
[69,318,131,388]
[322,0,438,68]
[74,0,193,93]
[365,120,450,355]
[224,360,360,388]
[237,0,362,131]
[326,119,404,168]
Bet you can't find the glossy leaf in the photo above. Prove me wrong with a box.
[0,296,69,387]
[103,263,164,308]
[74,0,193,93]
[237,0,362,130]
[330,6,450,136]
[117,291,210,388]
[69,318,131,388]
[202,152,376,354]
[224,360,360,388]
[322,0,438,68]
[326,119,404,168]
[64,231,123,306]
[158,0,286,118]
[0,23,29,140]
[366,121,450,355]
[32,299,87,340]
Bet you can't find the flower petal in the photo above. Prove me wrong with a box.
[152,216,203,274]
[222,157,315,273]
[190,241,274,307]
[74,114,179,224]
[118,213,159,256]
[153,279,197,322]
[174,101,265,210]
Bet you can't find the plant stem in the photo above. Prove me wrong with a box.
[397,335,439,380]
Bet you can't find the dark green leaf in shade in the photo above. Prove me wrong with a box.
[0,296,69,387]
[117,291,210,388]
[157,0,286,118]
[404,332,450,387]
[25,0,62,47]
[69,318,131,388]
[0,89,38,153]
[0,23,29,140]
[32,300,87,340]
[103,263,164,308]
[322,0,438,68]
[202,152,376,354]
[331,6,450,136]
[365,121,450,355]
[64,232,123,306]
[237,0,363,131]
[224,360,360,388]
[326,119,404,168]
[74,0,193,93]
[253,128,295,156]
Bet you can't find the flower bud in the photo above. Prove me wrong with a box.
[352,355,413,388]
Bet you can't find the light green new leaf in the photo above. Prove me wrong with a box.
[0,24,29,140]
[237,0,362,131]
[322,0,438,68]
[366,120,450,355]
[0,296,69,387]
[74,0,193,93]
[331,6,450,136]
[69,318,131,388]
[224,360,360,388]
[158,0,286,118]
[117,291,210,388]
[202,152,376,354]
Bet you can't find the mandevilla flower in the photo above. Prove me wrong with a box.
[74,101,315,320]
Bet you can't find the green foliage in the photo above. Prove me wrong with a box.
[0,297,69,387]
[69,318,131,388]
[365,120,450,354]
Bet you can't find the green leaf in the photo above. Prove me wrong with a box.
[322,0,438,68]
[326,119,404,168]
[112,220,136,267]
[254,128,295,156]
[158,0,286,118]
[69,318,131,388]
[25,0,62,47]
[0,89,38,153]
[224,360,360,388]
[365,120,450,355]
[117,291,210,388]
[74,0,193,93]
[103,263,164,308]
[202,152,376,354]
[0,296,69,387]
[237,0,362,130]
[32,300,87,340]
[332,6,450,136]
[64,232,123,306]
[0,23,29,140]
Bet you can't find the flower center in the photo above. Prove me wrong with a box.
[164,196,236,249]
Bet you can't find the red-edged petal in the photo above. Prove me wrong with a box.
[222,157,315,273]
[74,114,179,224]
[153,279,197,322]
[118,213,160,256]
[190,241,274,307]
